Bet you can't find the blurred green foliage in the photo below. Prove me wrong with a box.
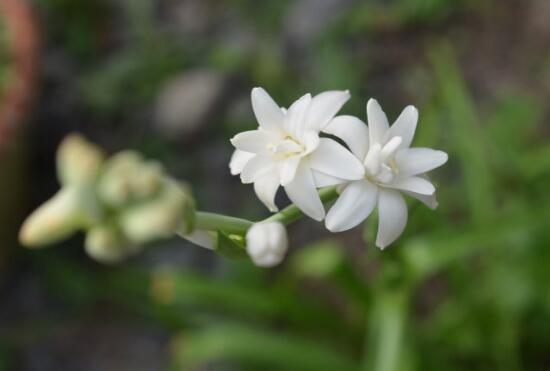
[4,0,550,370]
[0,18,12,100]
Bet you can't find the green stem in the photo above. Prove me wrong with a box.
[193,187,339,234]
[264,186,338,225]
[194,212,253,234]
[365,288,409,371]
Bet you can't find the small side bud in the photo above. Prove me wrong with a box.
[57,134,105,186]
[246,222,288,267]
[85,224,135,263]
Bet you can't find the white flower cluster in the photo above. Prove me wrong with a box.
[231,88,448,249]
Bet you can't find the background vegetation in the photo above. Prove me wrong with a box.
[1,0,549,370]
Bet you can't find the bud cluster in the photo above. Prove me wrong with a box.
[20,134,195,263]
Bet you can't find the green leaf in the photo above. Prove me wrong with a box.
[172,324,360,371]
[429,42,495,222]
[290,239,345,278]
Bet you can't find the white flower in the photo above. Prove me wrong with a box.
[230,87,365,221]
[324,99,448,248]
[246,221,288,267]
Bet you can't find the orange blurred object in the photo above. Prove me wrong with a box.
[0,0,38,148]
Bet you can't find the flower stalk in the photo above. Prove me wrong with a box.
[264,186,339,225]
[194,212,253,234]
[192,186,339,236]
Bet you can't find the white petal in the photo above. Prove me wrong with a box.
[279,156,301,186]
[325,180,378,232]
[386,176,435,195]
[301,130,321,154]
[380,136,402,162]
[241,156,276,184]
[367,98,390,146]
[388,105,418,149]
[284,93,312,138]
[284,161,325,221]
[306,90,351,131]
[230,130,281,155]
[309,138,365,180]
[254,172,280,212]
[364,144,381,175]
[272,139,302,154]
[376,189,408,249]
[251,87,285,132]
[312,170,346,187]
[229,150,254,175]
[395,148,448,177]
[404,191,438,210]
[323,115,369,160]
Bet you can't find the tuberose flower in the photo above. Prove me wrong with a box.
[324,99,448,248]
[230,88,364,221]
[246,221,288,267]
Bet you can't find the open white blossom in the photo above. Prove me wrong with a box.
[230,87,364,221]
[246,221,288,267]
[324,99,448,248]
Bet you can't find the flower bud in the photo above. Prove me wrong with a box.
[19,187,98,247]
[57,134,105,186]
[97,151,145,207]
[85,224,136,263]
[119,180,195,244]
[246,222,288,267]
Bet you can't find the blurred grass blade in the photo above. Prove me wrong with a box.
[172,324,360,371]
[403,200,550,278]
[429,42,495,222]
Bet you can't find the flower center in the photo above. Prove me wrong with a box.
[267,136,305,158]
[363,136,402,185]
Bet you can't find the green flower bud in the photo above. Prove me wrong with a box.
[57,134,105,187]
[19,187,101,248]
[85,224,136,263]
[119,180,195,244]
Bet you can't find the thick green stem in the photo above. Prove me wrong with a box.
[194,212,253,234]
[264,186,338,225]
[192,187,339,234]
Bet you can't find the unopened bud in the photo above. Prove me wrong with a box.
[19,188,91,247]
[57,134,105,186]
[85,224,135,263]
[97,151,164,207]
[246,222,288,267]
[119,180,194,244]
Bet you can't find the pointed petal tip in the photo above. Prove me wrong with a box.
[311,212,326,222]
[367,97,378,104]
[405,104,418,112]
[367,98,382,109]
[325,220,349,233]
